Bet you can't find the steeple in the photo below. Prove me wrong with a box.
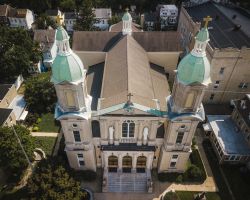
[122,8,132,35]
[171,16,212,113]
[52,15,92,114]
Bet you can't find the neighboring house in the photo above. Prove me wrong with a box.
[0,4,15,25]
[143,13,157,31]
[156,4,178,30]
[178,2,250,104]
[64,12,76,32]
[33,29,56,69]
[45,9,64,23]
[8,8,34,29]
[93,8,111,30]
[50,10,210,193]
[0,84,28,126]
[204,94,250,164]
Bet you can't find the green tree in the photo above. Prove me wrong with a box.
[108,14,122,26]
[74,0,99,31]
[24,72,57,114]
[35,14,57,29]
[0,26,42,83]
[0,125,35,179]
[26,158,88,200]
[60,0,76,11]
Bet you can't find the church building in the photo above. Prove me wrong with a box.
[51,12,211,192]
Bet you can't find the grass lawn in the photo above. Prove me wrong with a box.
[222,165,250,200]
[176,191,221,200]
[33,136,57,156]
[37,113,60,132]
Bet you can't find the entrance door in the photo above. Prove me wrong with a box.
[136,156,147,173]
[122,156,132,173]
[108,155,118,172]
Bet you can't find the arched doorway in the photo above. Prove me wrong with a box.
[108,155,118,172]
[136,156,147,173]
[122,155,132,173]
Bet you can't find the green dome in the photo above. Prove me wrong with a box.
[196,28,209,42]
[177,53,210,85]
[56,26,69,41]
[122,11,132,21]
[52,52,85,84]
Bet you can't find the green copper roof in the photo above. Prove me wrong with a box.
[122,11,132,21]
[56,26,69,41]
[196,28,209,42]
[177,53,210,85]
[52,53,84,84]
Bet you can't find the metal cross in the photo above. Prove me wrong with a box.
[127,93,133,103]
[125,8,129,12]
[203,16,212,28]
[56,15,63,25]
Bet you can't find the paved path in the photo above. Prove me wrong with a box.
[31,132,58,137]
[215,4,250,37]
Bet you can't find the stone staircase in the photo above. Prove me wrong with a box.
[107,173,147,193]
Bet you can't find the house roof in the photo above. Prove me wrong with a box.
[72,31,182,52]
[207,115,250,155]
[0,84,12,101]
[0,108,12,125]
[45,9,60,16]
[99,35,170,110]
[186,2,250,48]
[16,9,27,18]
[33,29,56,51]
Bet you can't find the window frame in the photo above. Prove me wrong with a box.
[73,130,81,142]
[77,153,85,166]
[122,120,135,138]
[176,132,185,144]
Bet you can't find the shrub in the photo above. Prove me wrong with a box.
[36,117,42,124]
[187,164,202,181]
[25,113,39,126]
[74,170,97,181]
[32,126,39,132]
[158,172,181,182]
[163,191,180,200]
[176,175,183,183]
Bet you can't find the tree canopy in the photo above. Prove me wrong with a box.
[0,125,35,178]
[0,26,41,83]
[24,72,57,114]
[35,14,57,29]
[74,0,99,31]
[26,158,88,200]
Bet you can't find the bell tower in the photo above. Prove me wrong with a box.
[158,17,212,173]
[122,8,132,35]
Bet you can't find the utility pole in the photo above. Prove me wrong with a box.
[10,124,34,171]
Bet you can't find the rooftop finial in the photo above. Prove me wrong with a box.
[125,7,129,12]
[203,16,212,28]
[56,14,63,26]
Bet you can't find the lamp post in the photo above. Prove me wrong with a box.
[10,123,34,171]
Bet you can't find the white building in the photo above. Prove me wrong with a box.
[8,8,34,29]
[93,8,112,30]
[157,4,178,30]
[64,12,76,32]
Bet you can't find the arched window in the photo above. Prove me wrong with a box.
[122,120,135,138]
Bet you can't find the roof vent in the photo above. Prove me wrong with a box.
[233,24,241,31]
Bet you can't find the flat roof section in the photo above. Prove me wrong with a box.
[207,115,250,155]
[186,2,250,49]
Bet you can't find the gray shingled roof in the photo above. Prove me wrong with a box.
[33,29,56,51]
[0,108,12,125]
[72,31,182,52]
[0,84,12,101]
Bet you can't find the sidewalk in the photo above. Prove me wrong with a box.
[31,132,58,137]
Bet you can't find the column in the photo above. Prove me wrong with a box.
[137,121,143,146]
[118,154,122,173]
[132,154,137,173]
[114,121,119,145]
[104,153,108,170]
[146,154,153,170]
[149,121,158,140]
